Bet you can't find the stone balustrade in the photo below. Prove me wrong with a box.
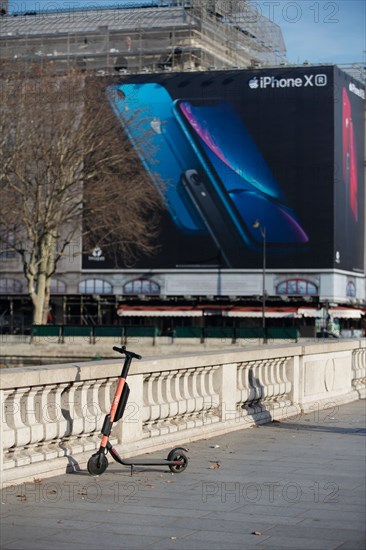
[1,340,365,485]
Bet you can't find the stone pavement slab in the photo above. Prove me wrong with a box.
[1,400,365,550]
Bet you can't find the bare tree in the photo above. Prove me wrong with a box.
[0,63,163,325]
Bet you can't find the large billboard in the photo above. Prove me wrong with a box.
[83,66,364,272]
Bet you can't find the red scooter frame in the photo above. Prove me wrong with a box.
[87,346,188,476]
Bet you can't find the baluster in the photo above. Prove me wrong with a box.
[41,385,60,443]
[61,382,82,437]
[61,382,81,437]
[55,383,70,441]
[75,381,91,437]
[157,371,170,420]
[143,372,161,425]
[241,362,257,412]
[21,386,50,463]
[279,357,292,398]
[352,350,366,392]
[175,369,188,416]
[260,360,274,402]
[165,370,178,419]
[252,361,264,402]
[14,388,32,448]
[3,387,38,467]
[2,390,17,455]
[206,366,219,405]
[276,358,287,400]
[142,373,151,424]
[201,366,219,423]
[191,367,205,412]
[184,369,196,417]
[236,362,249,406]
[98,378,114,415]
[246,363,257,405]
[168,369,187,427]
[84,381,101,434]
[151,372,171,435]
[270,359,280,401]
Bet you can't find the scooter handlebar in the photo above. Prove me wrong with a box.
[113,346,142,360]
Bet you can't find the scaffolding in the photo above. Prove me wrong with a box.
[0,1,287,73]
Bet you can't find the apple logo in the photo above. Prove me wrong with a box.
[249,77,259,89]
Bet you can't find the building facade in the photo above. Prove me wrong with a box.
[0,4,365,333]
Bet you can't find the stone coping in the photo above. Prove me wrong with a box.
[1,340,364,390]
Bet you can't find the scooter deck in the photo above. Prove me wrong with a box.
[121,458,175,466]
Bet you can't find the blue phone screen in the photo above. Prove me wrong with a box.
[177,100,308,244]
[179,101,284,200]
[107,83,204,234]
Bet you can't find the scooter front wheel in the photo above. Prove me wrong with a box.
[87,452,108,476]
[168,450,188,474]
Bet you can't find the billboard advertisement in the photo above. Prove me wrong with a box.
[83,66,364,272]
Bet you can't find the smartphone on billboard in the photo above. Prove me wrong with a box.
[180,169,253,267]
[342,88,358,222]
[106,82,205,234]
[173,99,309,251]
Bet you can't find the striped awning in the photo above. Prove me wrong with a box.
[298,307,364,319]
[116,307,203,317]
[117,306,300,318]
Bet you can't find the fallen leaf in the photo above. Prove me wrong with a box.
[209,462,221,469]
[33,478,42,484]
[252,531,262,536]
[170,537,177,541]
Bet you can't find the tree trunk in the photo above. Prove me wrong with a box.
[32,291,46,325]
[30,237,54,325]
[42,284,51,325]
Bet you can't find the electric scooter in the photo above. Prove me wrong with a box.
[87,346,189,476]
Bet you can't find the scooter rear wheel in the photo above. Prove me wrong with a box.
[168,450,188,474]
[87,453,108,476]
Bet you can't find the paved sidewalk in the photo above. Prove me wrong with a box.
[1,400,365,550]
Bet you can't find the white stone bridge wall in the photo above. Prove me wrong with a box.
[1,340,365,485]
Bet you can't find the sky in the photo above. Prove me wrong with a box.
[257,0,365,64]
[7,0,366,65]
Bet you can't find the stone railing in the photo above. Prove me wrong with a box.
[1,340,365,485]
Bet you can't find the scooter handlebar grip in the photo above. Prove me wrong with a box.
[113,346,142,360]
[113,346,126,354]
